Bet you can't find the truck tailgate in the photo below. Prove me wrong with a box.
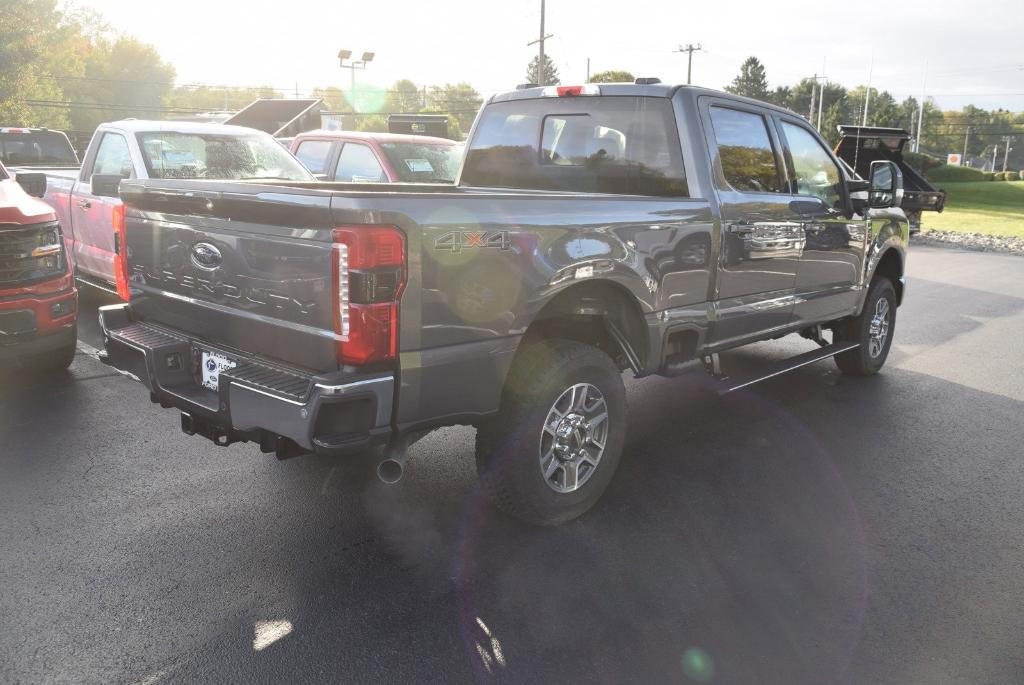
[121,183,339,372]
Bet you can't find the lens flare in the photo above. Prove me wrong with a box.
[681,647,715,682]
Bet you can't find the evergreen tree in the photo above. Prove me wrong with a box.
[725,57,770,101]
[526,54,560,86]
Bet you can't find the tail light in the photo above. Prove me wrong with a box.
[331,225,406,365]
[112,203,130,301]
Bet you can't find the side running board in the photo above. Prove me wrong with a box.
[715,342,859,395]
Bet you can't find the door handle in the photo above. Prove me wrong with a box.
[77,199,91,209]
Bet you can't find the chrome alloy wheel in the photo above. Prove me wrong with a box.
[539,383,609,494]
[867,297,891,358]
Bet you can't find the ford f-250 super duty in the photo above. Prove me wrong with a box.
[99,82,909,525]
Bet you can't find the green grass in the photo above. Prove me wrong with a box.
[921,181,1024,238]
[925,164,988,183]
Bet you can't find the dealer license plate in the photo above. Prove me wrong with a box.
[200,350,236,391]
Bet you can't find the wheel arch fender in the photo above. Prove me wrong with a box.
[515,277,654,376]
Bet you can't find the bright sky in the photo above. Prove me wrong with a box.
[82,0,1024,112]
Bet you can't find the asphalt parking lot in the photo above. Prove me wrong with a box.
[2,244,1023,685]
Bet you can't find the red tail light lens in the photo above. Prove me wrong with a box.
[112,203,130,301]
[331,226,406,365]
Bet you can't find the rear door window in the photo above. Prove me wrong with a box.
[294,139,333,175]
[334,143,386,182]
[464,96,687,196]
[708,107,783,194]
[91,133,133,178]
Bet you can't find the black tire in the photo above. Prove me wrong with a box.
[27,326,77,374]
[834,278,897,376]
[476,339,627,526]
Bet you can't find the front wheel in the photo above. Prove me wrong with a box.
[476,339,627,526]
[26,325,77,374]
[834,278,897,376]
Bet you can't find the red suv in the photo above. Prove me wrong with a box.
[0,161,77,371]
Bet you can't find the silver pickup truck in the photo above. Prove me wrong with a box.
[8,121,312,293]
[100,82,909,526]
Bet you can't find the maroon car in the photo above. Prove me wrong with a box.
[290,131,461,183]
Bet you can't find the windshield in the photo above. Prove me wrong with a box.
[0,131,78,166]
[377,141,461,182]
[136,131,313,181]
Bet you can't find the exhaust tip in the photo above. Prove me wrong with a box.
[377,458,404,484]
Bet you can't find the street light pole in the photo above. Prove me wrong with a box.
[338,49,374,112]
[1002,136,1015,173]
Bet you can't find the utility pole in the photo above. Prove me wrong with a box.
[1003,136,1015,172]
[817,58,826,132]
[675,44,703,85]
[915,61,928,152]
[808,74,817,123]
[962,126,970,161]
[527,0,554,86]
[862,53,874,127]
[586,57,591,82]
[817,78,825,131]
[806,74,826,128]
[992,144,999,172]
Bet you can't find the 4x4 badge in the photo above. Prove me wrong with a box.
[433,230,511,253]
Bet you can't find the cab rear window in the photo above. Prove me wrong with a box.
[0,131,78,166]
[464,97,687,197]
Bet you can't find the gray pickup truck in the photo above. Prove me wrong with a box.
[99,82,909,525]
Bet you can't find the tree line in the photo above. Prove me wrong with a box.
[723,56,1024,168]
[0,1,482,137]
[2,2,1021,161]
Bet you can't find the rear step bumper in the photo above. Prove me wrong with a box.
[97,303,393,457]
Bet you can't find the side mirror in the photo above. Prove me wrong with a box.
[91,174,123,199]
[868,160,903,209]
[15,172,47,198]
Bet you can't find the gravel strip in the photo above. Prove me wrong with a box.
[914,230,1024,256]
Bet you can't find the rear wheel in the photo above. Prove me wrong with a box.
[476,339,627,526]
[834,278,896,376]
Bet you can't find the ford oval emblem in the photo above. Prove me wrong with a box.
[190,242,223,270]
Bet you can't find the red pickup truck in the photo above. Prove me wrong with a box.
[0,161,77,371]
